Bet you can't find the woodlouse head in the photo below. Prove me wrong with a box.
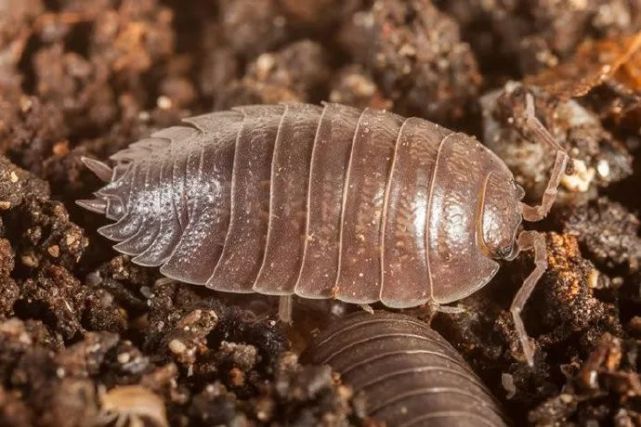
[479,171,524,261]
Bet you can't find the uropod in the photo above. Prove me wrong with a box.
[78,96,570,366]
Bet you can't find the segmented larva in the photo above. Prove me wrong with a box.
[302,311,508,427]
[79,100,570,366]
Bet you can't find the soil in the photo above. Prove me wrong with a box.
[0,0,640,426]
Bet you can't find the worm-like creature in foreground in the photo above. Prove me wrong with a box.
[78,100,569,366]
[302,311,508,427]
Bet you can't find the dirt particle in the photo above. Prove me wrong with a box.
[168,339,187,355]
[47,245,59,258]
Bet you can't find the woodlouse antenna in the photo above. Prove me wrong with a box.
[520,94,570,222]
[509,94,565,366]
[510,230,547,366]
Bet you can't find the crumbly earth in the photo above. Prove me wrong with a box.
[0,0,640,426]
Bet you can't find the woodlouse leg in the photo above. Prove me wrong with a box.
[154,277,175,287]
[520,94,570,222]
[423,302,465,324]
[437,304,466,314]
[278,295,293,324]
[359,304,374,314]
[511,230,547,366]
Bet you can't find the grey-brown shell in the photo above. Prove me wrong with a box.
[302,311,507,427]
[79,102,522,308]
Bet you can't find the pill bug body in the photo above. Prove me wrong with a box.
[79,103,524,307]
[302,311,507,427]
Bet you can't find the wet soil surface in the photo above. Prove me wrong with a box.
[1,0,641,425]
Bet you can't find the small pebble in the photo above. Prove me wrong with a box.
[47,245,60,257]
[168,339,187,355]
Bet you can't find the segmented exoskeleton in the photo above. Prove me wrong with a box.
[79,100,570,366]
[302,311,507,427]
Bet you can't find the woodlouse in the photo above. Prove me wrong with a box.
[302,311,507,427]
[78,99,570,366]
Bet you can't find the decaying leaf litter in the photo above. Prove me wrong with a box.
[1,0,641,425]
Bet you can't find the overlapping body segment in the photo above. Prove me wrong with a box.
[252,104,322,295]
[335,107,404,303]
[295,103,362,298]
[205,105,284,292]
[380,118,451,308]
[79,102,517,308]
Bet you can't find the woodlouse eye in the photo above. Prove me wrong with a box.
[494,245,513,259]
[482,173,523,260]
